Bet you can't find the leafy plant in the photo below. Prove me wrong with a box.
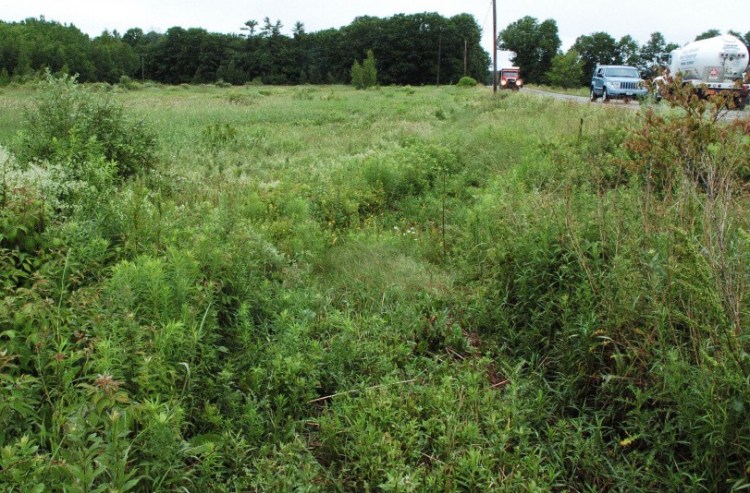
[17,71,156,177]
[456,76,477,87]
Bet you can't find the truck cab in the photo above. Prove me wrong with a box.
[499,67,523,90]
[590,65,647,102]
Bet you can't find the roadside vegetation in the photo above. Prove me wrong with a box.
[1,76,750,491]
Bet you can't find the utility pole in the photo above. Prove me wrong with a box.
[492,0,498,93]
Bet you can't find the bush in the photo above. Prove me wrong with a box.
[456,76,478,87]
[17,72,156,177]
[118,75,142,91]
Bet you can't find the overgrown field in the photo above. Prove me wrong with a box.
[1,78,750,492]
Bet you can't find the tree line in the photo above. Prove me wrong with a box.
[0,14,489,86]
[3,15,748,89]
[499,16,750,88]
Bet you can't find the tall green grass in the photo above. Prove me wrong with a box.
[0,78,748,491]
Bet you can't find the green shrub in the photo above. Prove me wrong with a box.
[456,76,478,87]
[17,72,156,177]
[118,75,142,91]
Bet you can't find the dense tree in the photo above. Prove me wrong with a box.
[341,12,488,85]
[545,49,584,88]
[14,17,96,80]
[241,20,258,37]
[572,32,619,86]
[639,32,678,76]
[617,35,640,66]
[2,14,744,89]
[695,29,721,40]
[0,13,489,86]
[499,16,561,84]
[91,31,138,83]
[727,30,750,48]
[0,22,26,78]
[305,28,346,83]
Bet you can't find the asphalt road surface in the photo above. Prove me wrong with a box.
[521,87,748,120]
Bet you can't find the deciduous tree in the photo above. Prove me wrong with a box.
[639,32,678,76]
[499,16,560,84]
[617,35,640,66]
[695,29,721,41]
[572,32,619,86]
[545,49,584,88]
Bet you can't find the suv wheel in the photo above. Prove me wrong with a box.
[589,87,598,101]
[602,87,609,103]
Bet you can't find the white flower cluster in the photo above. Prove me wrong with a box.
[0,145,16,168]
[393,225,419,240]
[1,145,114,217]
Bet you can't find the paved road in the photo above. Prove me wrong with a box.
[522,88,592,104]
[521,87,749,120]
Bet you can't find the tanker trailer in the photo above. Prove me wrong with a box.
[656,34,749,108]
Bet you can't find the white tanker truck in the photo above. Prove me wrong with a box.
[655,34,749,107]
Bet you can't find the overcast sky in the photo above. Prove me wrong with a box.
[3,0,748,64]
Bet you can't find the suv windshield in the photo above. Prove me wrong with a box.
[604,67,639,78]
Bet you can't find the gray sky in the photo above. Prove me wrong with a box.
[3,0,748,65]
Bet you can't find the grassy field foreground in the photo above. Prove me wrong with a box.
[1,80,750,491]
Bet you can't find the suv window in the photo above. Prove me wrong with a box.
[604,67,639,78]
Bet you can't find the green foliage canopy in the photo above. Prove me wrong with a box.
[499,16,561,85]
[0,13,489,86]
[695,28,722,40]
[572,32,619,85]
[545,49,585,88]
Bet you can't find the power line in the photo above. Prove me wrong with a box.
[481,0,493,33]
